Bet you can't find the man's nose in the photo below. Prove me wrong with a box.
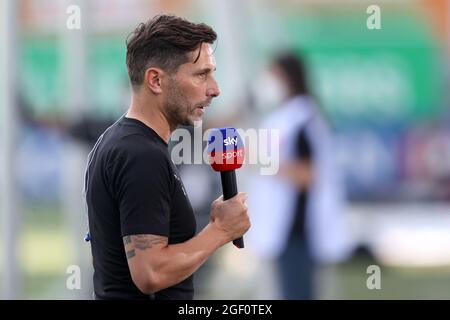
[207,78,220,98]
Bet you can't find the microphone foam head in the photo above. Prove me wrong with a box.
[207,127,245,172]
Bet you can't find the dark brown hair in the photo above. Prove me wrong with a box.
[126,14,217,87]
[273,52,310,96]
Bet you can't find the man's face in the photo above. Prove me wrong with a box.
[163,43,220,126]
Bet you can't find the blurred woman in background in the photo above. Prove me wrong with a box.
[248,52,354,299]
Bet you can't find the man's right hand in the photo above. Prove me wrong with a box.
[210,192,251,243]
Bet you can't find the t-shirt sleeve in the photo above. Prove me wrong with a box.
[109,137,172,237]
[295,127,313,160]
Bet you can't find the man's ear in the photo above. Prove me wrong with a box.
[144,67,163,94]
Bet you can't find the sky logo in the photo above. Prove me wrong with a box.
[223,136,238,147]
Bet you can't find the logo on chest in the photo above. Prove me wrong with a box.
[173,173,187,197]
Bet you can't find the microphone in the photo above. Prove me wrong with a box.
[207,127,245,249]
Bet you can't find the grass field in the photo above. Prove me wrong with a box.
[2,204,450,299]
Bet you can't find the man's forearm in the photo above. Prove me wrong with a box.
[148,222,229,292]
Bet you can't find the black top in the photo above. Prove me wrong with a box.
[287,127,313,244]
[84,116,197,300]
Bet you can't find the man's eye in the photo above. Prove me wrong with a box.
[198,72,207,78]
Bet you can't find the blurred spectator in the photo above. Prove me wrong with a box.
[68,114,116,147]
[248,52,354,299]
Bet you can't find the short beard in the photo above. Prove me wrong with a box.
[164,78,195,127]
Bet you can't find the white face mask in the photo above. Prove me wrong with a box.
[252,70,289,113]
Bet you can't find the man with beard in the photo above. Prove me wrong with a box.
[83,14,250,300]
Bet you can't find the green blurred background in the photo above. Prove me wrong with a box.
[2,0,450,299]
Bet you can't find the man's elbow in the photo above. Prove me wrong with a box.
[132,270,161,294]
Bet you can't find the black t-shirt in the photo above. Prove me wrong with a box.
[84,116,197,300]
[287,127,313,244]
